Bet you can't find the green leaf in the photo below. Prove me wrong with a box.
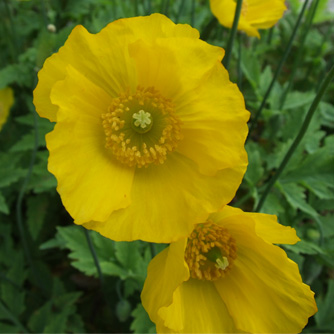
[241,48,261,92]
[0,192,9,214]
[41,226,125,278]
[114,241,151,285]
[130,303,155,334]
[0,252,27,318]
[315,279,334,329]
[26,195,49,240]
[115,242,143,272]
[28,151,57,193]
[281,141,334,200]
[284,91,316,110]
[28,291,83,333]
[321,214,334,238]
[0,167,26,188]
[10,117,53,152]
[284,240,324,255]
[278,182,318,217]
[259,66,273,97]
[260,192,285,216]
[314,0,334,23]
[245,143,264,186]
[0,322,21,333]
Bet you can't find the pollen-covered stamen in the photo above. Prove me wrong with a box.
[185,222,237,281]
[101,86,182,168]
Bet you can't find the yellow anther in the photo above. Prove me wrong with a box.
[185,222,237,281]
[101,86,182,167]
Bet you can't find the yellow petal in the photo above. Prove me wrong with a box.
[129,36,223,102]
[47,66,134,223]
[246,0,287,29]
[33,13,198,122]
[34,24,136,121]
[141,240,189,331]
[83,153,246,242]
[0,87,14,131]
[158,279,241,333]
[210,0,260,38]
[108,13,199,41]
[210,206,300,245]
[215,215,317,333]
[248,211,300,244]
[177,62,249,176]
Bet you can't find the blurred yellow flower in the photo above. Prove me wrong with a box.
[33,14,249,243]
[142,206,317,333]
[210,0,287,38]
[0,87,14,131]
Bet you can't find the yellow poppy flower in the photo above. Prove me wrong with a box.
[142,206,317,333]
[210,0,287,38]
[33,14,249,243]
[0,87,14,131]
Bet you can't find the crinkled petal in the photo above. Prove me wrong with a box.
[214,215,317,333]
[210,206,300,245]
[129,36,223,102]
[34,14,198,122]
[157,279,242,333]
[141,240,189,330]
[34,24,137,121]
[176,62,249,175]
[247,0,287,29]
[83,153,246,242]
[47,66,134,223]
[210,0,260,38]
[129,38,246,177]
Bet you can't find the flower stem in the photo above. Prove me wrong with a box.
[247,0,310,141]
[237,33,243,88]
[255,64,334,212]
[223,0,243,71]
[279,0,320,110]
[83,229,104,286]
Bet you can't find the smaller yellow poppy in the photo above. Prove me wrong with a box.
[210,0,287,38]
[0,87,14,131]
[142,206,317,333]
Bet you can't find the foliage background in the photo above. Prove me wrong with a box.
[0,0,333,332]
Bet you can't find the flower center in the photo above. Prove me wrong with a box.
[185,222,237,281]
[102,86,182,168]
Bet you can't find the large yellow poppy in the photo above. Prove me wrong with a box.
[142,206,317,333]
[0,87,14,131]
[210,0,287,38]
[33,14,249,242]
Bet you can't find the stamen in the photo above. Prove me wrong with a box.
[185,222,237,281]
[101,86,182,168]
